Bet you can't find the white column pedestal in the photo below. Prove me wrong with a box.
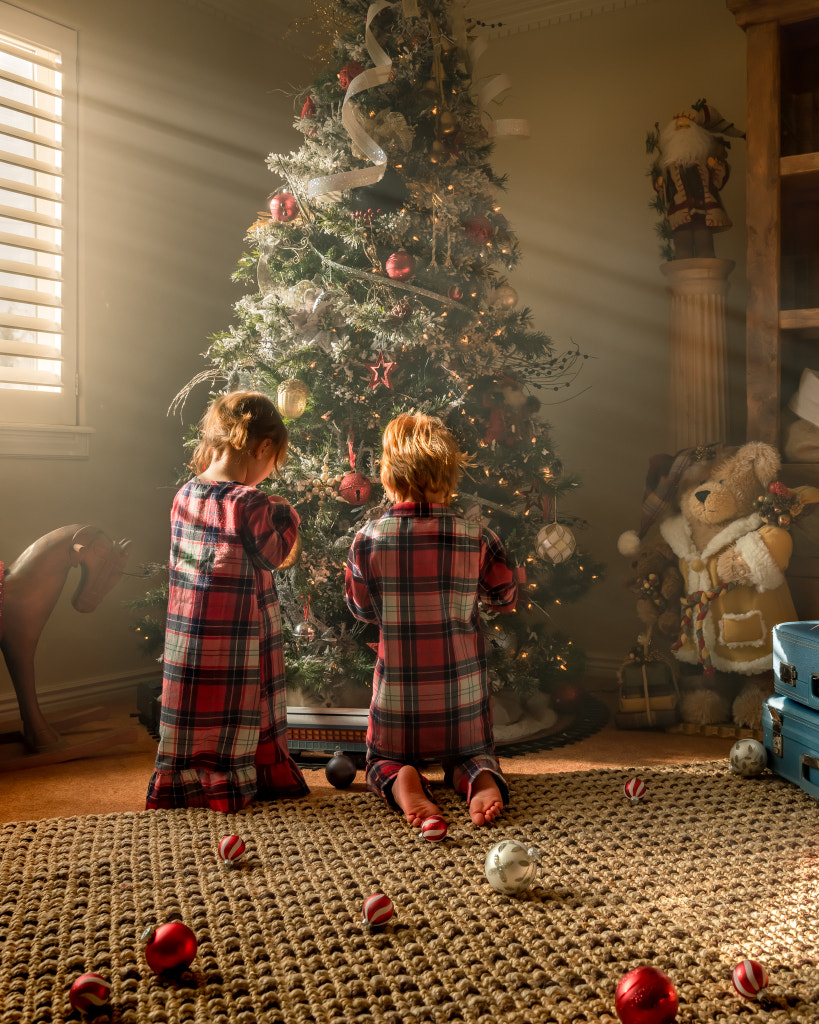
[660,258,735,451]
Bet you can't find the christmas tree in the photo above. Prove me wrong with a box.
[168,0,603,703]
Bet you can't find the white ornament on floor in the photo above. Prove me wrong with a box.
[729,738,768,777]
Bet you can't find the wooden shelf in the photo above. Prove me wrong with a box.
[780,307,819,329]
[782,151,819,177]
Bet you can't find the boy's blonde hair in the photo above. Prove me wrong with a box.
[191,391,288,474]
[380,413,472,503]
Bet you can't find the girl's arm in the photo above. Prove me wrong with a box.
[241,491,300,570]
[345,534,380,623]
[479,531,518,614]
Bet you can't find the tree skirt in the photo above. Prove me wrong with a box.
[2,764,818,1023]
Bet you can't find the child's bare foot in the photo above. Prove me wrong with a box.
[391,765,441,826]
[469,771,504,826]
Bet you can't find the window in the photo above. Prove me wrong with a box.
[0,3,76,427]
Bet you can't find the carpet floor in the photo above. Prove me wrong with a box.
[1,763,818,1024]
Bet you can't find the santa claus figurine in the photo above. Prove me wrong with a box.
[654,101,744,259]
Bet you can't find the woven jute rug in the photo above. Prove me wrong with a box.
[2,764,819,1024]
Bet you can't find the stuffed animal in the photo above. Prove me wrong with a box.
[624,541,685,639]
[620,441,819,729]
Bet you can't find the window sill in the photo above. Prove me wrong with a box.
[0,423,94,459]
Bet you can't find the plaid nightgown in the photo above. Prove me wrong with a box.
[345,503,517,805]
[146,479,308,812]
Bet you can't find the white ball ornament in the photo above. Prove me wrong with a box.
[484,839,542,895]
[729,738,768,777]
[536,522,577,564]
[489,284,519,310]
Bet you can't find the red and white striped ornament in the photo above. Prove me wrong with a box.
[362,893,394,930]
[732,959,769,1000]
[68,973,111,1013]
[624,777,646,803]
[420,815,447,842]
[218,834,246,866]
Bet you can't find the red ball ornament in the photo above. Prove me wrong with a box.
[217,834,246,867]
[614,966,679,1024]
[386,251,416,281]
[269,192,299,223]
[447,285,464,300]
[339,472,372,505]
[732,959,769,1000]
[420,815,448,842]
[624,777,647,803]
[301,96,316,118]
[142,921,198,975]
[338,61,365,90]
[464,215,493,245]
[69,973,111,1013]
[362,893,394,930]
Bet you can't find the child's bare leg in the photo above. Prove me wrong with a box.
[391,765,441,826]
[469,771,504,826]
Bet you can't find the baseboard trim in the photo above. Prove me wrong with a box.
[0,668,161,721]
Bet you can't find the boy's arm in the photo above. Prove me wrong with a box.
[345,535,380,624]
[479,531,518,614]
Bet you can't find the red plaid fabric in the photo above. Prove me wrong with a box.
[345,502,517,790]
[146,479,308,812]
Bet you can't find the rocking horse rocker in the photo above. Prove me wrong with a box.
[0,524,137,769]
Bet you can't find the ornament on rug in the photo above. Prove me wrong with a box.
[623,777,646,803]
[728,738,768,777]
[536,521,576,564]
[141,922,197,975]
[325,749,357,789]
[614,966,679,1024]
[420,815,448,842]
[732,959,769,1000]
[385,250,416,281]
[362,893,394,930]
[268,191,299,223]
[367,350,395,390]
[69,974,112,1014]
[217,834,246,868]
[276,378,310,419]
[484,839,542,894]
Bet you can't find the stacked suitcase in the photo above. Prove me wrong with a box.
[762,621,819,799]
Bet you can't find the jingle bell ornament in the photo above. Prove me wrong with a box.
[277,378,310,419]
[217,834,246,867]
[536,522,577,564]
[614,966,678,1024]
[732,959,769,1000]
[420,815,447,842]
[624,777,646,803]
[484,839,542,895]
[339,472,372,505]
[362,893,394,930]
[141,921,197,975]
[729,738,768,778]
[325,749,357,789]
[69,973,112,1013]
[269,192,299,223]
[386,251,416,281]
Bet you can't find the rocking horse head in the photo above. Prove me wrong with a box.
[68,526,131,613]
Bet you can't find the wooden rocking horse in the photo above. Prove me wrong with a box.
[0,524,137,769]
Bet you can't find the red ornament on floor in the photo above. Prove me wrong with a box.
[624,777,647,803]
[386,251,416,281]
[142,921,197,975]
[420,815,448,842]
[362,893,394,930]
[339,472,372,505]
[551,682,583,712]
[69,973,111,1013]
[217,834,246,867]
[269,192,299,222]
[732,959,769,1000]
[614,966,679,1024]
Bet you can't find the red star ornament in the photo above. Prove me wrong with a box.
[367,350,395,390]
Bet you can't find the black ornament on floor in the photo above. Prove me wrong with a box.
[325,749,357,789]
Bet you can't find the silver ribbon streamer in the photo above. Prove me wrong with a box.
[470,36,530,139]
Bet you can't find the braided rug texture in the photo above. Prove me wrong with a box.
[1,763,819,1024]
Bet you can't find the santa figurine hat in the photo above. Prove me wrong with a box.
[618,443,719,557]
[677,100,745,139]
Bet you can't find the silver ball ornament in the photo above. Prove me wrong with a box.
[484,839,542,894]
[729,738,768,777]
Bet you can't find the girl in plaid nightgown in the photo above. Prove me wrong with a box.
[146,392,308,812]
[345,414,517,827]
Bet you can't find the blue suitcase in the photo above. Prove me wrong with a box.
[762,693,819,800]
[772,621,819,710]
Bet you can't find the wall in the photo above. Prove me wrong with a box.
[0,0,316,716]
[481,0,748,672]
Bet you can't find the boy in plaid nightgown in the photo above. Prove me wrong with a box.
[345,413,517,827]
[146,392,308,812]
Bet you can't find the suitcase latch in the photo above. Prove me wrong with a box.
[802,754,819,780]
[779,662,797,686]
[769,706,783,757]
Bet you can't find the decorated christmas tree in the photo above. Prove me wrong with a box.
[167,0,603,703]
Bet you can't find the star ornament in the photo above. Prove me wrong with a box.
[367,350,395,390]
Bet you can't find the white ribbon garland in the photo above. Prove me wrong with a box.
[471,36,530,139]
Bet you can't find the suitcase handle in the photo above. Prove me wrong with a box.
[801,754,819,778]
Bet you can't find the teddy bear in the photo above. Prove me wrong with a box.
[620,441,817,730]
[624,541,685,640]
